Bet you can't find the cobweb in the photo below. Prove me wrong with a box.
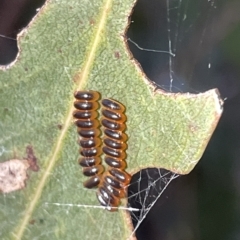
[0,0,233,239]
[127,0,229,96]
[127,168,179,238]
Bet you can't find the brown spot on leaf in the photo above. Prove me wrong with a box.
[25,145,39,172]
[57,124,63,130]
[29,219,36,225]
[73,72,81,83]
[89,19,95,25]
[114,51,120,59]
[188,122,199,133]
[0,159,29,193]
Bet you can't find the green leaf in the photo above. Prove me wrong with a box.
[0,0,223,239]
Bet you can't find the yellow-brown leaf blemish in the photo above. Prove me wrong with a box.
[0,159,29,193]
[25,145,39,172]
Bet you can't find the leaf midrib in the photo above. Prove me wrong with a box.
[13,0,112,239]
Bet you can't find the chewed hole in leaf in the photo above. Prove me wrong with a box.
[0,0,46,66]
[126,0,235,96]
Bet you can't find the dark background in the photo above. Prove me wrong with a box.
[1,0,240,239]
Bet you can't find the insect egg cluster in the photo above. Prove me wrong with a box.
[73,91,131,211]
[96,99,131,211]
[73,91,104,189]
